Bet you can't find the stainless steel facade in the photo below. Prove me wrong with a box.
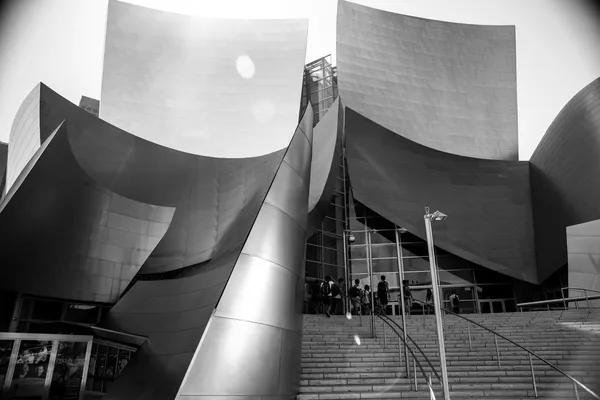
[337,0,519,160]
[101,0,308,158]
[345,108,537,283]
[530,77,600,282]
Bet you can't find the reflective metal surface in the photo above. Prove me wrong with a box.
[530,77,600,282]
[307,97,343,235]
[0,119,176,303]
[345,107,537,283]
[176,107,313,399]
[337,0,519,160]
[101,0,308,158]
[5,82,41,193]
[0,141,7,196]
[567,219,600,305]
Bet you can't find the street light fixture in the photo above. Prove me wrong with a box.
[424,206,450,400]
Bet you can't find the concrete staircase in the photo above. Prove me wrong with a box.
[299,310,600,400]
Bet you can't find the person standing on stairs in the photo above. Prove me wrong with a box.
[350,279,362,315]
[377,275,390,315]
[449,290,460,314]
[363,285,371,315]
[330,278,342,315]
[320,276,333,317]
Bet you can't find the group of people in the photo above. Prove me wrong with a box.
[304,275,462,316]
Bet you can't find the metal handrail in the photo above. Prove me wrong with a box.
[517,286,600,311]
[412,298,600,399]
[339,291,440,394]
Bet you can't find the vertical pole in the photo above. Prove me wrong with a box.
[367,229,375,338]
[573,381,580,400]
[494,335,501,368]
[529,354,538,398]
[342,230,350,315]
[383,319,387,349]
[467,322,472,351]
[398,336,403,369]
[413,357,418,391]
[429,376,434,400]
[394,227,410,378]
[424,212,450,400]
[561,288,567,310]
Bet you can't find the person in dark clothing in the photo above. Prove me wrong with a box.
[402,280,413,315]
[449,290,460,314]
[321,276,333,317]
[377,275,390,314]
[425,288,433,314]
[330,278,342,315]
[349,279,363,315]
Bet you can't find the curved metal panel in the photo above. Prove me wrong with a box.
[5,83,41,193]
[345,107,537,283]
[101,108,313,400]
[0,120,176,302]
[0,141,7,196]
[101,0,308,158]
[307,97,343,235]
[176,107,313,399]
[567,219,600,306]
[337,0,518,160]
[530,77,600,282]
[17,82,286,275]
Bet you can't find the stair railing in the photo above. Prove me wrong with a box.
[339,291,441,396]
[517,287,600,320]
[413,298,600,400]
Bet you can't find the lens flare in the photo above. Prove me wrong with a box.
[346,312,352,320]
[354,335,361,345]
[236,55,255,79]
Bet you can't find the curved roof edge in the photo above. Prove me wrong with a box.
[345,107,537,283]
[530,76,600,282]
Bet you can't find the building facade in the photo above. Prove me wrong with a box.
[0,1,599,400]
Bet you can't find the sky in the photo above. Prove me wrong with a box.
[0,0,599,160]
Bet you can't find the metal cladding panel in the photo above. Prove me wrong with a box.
[176,108,313,399]
[530,77,600,282]
[5,83,41,193]
[336,0,518,160]
[567,219,600,307]
[101,0,308,158]
[0,141,7,196]
[345,108,537,283]
[307,98,343,236]
[25,83,286,275]
[0,121,175,303]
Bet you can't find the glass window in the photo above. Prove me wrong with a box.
[305,244,321,262]
[322,234,339,250]
[322,248,339,266]
[0,340,14,389]
[477,284,514,300]
[349,218,366,231]
[103,346,118,393]
[350,245,367,259]
[438,270,474,286]
[305,261,320,280]
[31,299,63,321]
[402,242,429,258]
[349,259,367,274]
[92,345,107,392]
[8,340,53,398]
[403,271,432,286]
[402,257,430,272]
[371,259,397,273]
[65,304,100,324]
[49,341,88,399]
[370,230,395,244]
[371,244,397,259]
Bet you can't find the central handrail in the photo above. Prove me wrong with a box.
[412,298,600,399]
[338,291,440,395]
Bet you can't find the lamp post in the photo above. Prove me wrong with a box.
[342,230,352,315]
[424,207,450,400]
[394,226,409,377]
[366,229,376,338]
